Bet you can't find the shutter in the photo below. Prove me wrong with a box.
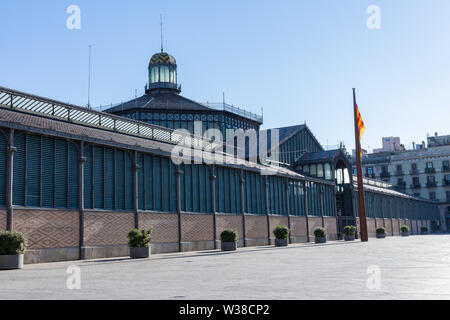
[93,146,104,209]
[26,135,41,207]
[192,164,199,212]
[13,132,26,206]
[0,133,6,206]
[161,157,170,212]
[138,153,144,210]
[104,148,114,210]
[184,163,191,212]
[115,149,124,210]
[67,142,79,209]
[55,139,68,208]
[145,155,153,211]
[125,151,133,211]
[41,137,55,208]
[170,161,177,212]
[84,145,92,209]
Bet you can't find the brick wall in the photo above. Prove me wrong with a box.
[384,219,393,236]
[13,209,79,249]
[367,218,376,238]
[216,214,244,241]
[84,211,134,246]
[181,213,214,242]
[392,220,400,235]
[139,213,178,243]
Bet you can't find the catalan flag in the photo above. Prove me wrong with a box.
[356,104,365,141]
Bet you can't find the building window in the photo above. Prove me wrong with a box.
[367,167,373,175]
[411,163,418,173]
[413,177,420,185]
[310,165,317,176]
[427,176,435,184]
[317,164,324,178]
[426,162,434,169]
[443,161,449,171]
[303,165,310,174]
[324,163,332,180]
[396,164,402,173]
[447,191,450,202]
[398,178,404,184]
[429,192,436,200]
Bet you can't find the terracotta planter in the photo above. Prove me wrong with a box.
[130,247,151,259]
[0,254,24,270]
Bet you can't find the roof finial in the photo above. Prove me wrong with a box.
[160,14,164,53]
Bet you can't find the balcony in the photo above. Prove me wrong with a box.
[444,179,450,186]
[425,168,436,174]
[410,169,420,175]
[426,182,437,188]
[394,182,406,190]
[365,173,375,179]
[394,170,404,176]
[380,172,391,179]
[410,183,421,189]
[443,166,450,173]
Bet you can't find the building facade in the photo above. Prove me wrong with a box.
[355,136,450,231]
[0,50,440,264]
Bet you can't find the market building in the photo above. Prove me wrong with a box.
[0,50,440,264]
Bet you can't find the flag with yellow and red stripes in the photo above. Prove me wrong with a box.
[356,104,365,140]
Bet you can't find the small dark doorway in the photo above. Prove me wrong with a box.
[335,159,356,239]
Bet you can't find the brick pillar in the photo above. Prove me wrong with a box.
[133,151,140,229]
[303,181,310,242]
[265,176,271,245]
[285,178,292,244]
[210,165,217,249]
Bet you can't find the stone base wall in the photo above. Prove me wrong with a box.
[367,218,376,238]
[290,216,308,243]
[0,209,6,231]
[8,207,435,264]
[324,217,337,240]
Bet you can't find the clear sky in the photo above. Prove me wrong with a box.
[1,1,449,152]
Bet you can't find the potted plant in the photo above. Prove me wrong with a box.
[127,228,152,259]
[221,229,238,251]
[400,225,410,237]
[376,227,386,239]
[421,227,429,235]
[314,227,327,244]
[343,226,356,241]
[273,226,290,247]
[0,231,28,270]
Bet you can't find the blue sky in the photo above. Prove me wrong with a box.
[1,1,449,152]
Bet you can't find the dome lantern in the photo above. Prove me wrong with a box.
[146,52,180,94]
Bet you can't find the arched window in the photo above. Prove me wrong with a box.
[310,165,317,176]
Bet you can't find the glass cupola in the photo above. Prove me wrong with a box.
[146,52,180,94]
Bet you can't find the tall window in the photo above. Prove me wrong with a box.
[324,163,332,180]
[429,192,436,200]
[426,162,434,169]
[317,164,324,178]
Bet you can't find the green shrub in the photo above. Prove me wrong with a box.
[400,225,410,233]
[273,226,290,240]
[343,226,356,236]
[0,231,28,255]
[221,229,238,243]
[421,227,428,233]
[376,227,386,235]
[314,227,326,238]
[127,228,152,248]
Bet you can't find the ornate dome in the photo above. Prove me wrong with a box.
[149,52,177,65]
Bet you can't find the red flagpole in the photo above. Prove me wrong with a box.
[353,88,368,242]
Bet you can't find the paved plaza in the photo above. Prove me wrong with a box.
[1,235,450,300]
